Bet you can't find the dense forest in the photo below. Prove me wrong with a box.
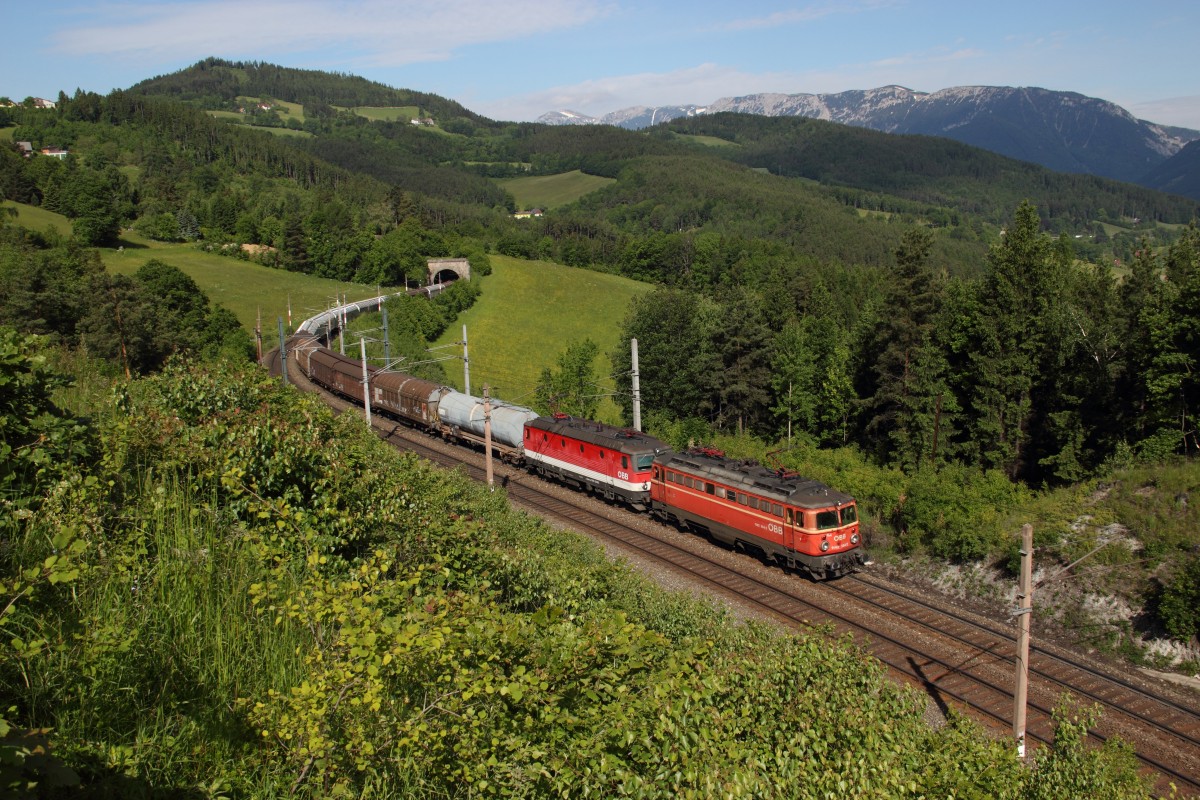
[2,57,1199,797]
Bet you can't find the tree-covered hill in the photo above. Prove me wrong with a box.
[665,113,1200,231]
[129,57,495,126]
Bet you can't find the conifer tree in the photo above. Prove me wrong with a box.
[963,201,1057,480]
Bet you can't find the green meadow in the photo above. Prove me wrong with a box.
[2,199,71,235]
[98,234,392,350]
[499,170,616,211]
[4,200,652,415]
[671,132,740,148]
[431,255,652,424]
[352,106,421,122]
[0,202,384,351]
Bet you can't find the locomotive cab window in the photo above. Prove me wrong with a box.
[637,454,654,470]
[786,509,794,524]
[580,444,585,453]
[816,510,839,530]
[841,505,858,524]
[622,456,629,469]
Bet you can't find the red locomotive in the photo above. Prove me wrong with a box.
[524,414,671,509]
[651,447,863,579]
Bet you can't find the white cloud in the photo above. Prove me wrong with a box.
[1129,96,1200,130]
[50,0,609,67]
[718,0,898,32]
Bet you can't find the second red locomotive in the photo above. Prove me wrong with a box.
[651,447,863,579]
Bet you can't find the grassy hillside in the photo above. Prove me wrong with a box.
[498,170,616,210]
[97,231,391,350]
[353,106,421,122]
[2,199,70,235]
[431,255,652,423]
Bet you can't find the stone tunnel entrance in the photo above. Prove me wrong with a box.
[427,257,470,285]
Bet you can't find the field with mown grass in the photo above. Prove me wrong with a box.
[3,203,382,347]
[352,106,421,122]
[96,231,395,350]
[2,199,70,236]
[431,255,652,424]
[670,132,740,148]
[498,170,616,211]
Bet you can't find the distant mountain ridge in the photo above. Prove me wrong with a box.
[539,105,707,129]
[538,85,1200,195]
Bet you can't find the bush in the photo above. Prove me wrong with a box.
[899,464,1025,561]
[1157,555,1200,642]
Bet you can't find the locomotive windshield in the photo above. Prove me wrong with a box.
[816,506,857,529]
[637,454,654,470]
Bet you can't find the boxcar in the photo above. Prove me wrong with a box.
[371,371,444,426]
[302,345,372,402]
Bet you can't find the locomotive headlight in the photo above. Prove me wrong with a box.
[851,534,860,545]
[820,540,830,552]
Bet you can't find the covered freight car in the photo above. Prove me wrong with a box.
[301,345,373,401]
[370,371,444,425]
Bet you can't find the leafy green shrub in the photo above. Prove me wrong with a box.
[898,464,1026,561]
[1157,555,1200,642]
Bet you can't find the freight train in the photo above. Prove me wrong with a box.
[289,306,863,579]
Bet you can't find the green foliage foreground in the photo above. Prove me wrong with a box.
[0,349,1155,798]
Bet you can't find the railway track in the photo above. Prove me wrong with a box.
[272,345,1200,796]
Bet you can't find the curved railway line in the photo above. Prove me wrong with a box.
[269,343,1200,797]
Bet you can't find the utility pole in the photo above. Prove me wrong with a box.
[631,338,642,431]
[462,324,471,397]
[382,305,390,367]
[787,381,793,445]
[255,307,263,364]
[483,385,494,491]
[359,336,372,427]
[277,317,289,385]
[338,298,345,355]
[1014,523,1034,758]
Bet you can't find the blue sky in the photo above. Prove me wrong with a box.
[4,0,1199,128]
